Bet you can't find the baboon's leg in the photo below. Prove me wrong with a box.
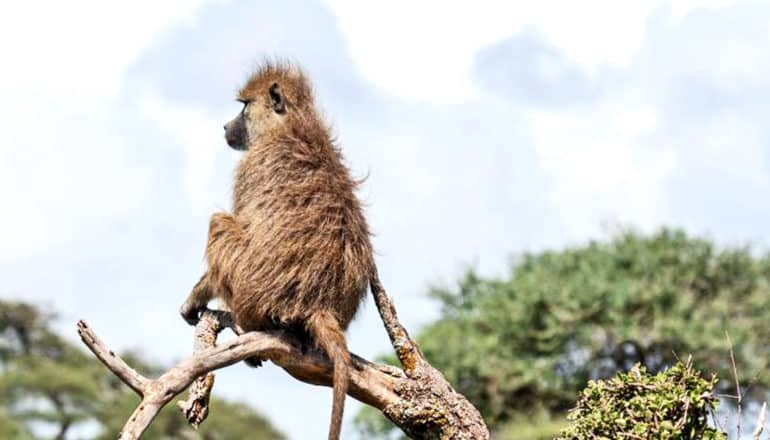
[208,213,265,368]
[180,212,245,325]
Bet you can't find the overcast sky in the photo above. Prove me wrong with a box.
[1,0,769,438]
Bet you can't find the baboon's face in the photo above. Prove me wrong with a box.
[224,83,286,151]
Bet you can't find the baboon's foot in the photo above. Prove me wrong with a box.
[244,356,264,368]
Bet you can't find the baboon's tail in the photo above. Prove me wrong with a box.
[307,310,350,440]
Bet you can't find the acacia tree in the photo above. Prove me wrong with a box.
[0,301,100,440]
[356,228,770,438]
[0,300,285,440]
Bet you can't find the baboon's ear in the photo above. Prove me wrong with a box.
[269,83,285,114]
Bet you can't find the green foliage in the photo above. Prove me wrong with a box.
[0,406,34,440]
[0,300,104,439]
[0,299,285,440]
[355,228,770,437]
[556,361,725,440]
[96,392,286,440]
[197,399,286,440]
[494,409,566,440]
[354,405,405,439]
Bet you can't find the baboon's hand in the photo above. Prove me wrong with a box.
[244,357,264,368]
[179,298,202,326]
[181,273,212,326]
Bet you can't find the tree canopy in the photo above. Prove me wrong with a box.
[0,299,286,440]
[357,228,770,438]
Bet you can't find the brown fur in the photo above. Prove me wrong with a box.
[180,61,374,440]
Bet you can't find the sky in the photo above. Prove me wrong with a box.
[1,0,769,438]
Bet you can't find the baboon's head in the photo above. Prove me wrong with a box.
[224,62,315,151]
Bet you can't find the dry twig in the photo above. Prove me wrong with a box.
[753,402,767,440]
[727,332,743,439]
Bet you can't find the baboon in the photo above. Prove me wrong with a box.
[179,61,376,440]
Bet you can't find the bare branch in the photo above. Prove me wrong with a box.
[370,272,423,373]
[727,331,743,439]
[76,320,148,395]
[177,311,226,429]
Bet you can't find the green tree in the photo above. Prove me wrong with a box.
[0,299,285,439]
[0,406,34,440]
[0,300,101,439]
[356,228,770,437]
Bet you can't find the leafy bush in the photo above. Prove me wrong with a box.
[556,361,725,440]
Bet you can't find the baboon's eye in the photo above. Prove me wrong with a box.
[237,99,250,113]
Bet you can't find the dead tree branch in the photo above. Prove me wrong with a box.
[176,310,229,428]
[77,289,489,439]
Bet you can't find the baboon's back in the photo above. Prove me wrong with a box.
[227,138,373,332]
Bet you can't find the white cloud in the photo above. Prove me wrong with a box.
[0,0,211,97]
[470,0,770,246]
[670,0,737,17]
[0,99,151,262]
[0,0,213,260]
[137,91,236,210]
[322,0,736,101]
[528,104,675,238]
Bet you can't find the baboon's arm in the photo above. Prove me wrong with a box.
[180,213,245,325]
